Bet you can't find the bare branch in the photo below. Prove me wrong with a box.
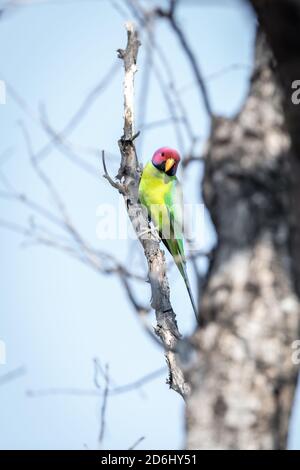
[182,153,205,169]
[128,436,145,450]
[98,363,110,444]
[101,150,126,194]
[179,62,252,95]
[126,0,194,149]
[4,61,119,165]
[26,366,167,397]
[155,7,213,120]
[107,22,189,398]
[0,366,26,386]
[39,111,100,179]
[117,23,141,141]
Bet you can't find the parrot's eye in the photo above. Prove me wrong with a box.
[161,152,165,157]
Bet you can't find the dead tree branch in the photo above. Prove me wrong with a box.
[103,22,189,398]
[26,365,167,398]
[97,363,110,444]
[154,3,213,120]
[128,436,145,450]
[0,366,26,386]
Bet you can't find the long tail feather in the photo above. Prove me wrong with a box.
[182,267,199,323]
[176,254,199,322]
[161,238,199,322]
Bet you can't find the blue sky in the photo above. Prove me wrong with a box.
[0,0,298,450]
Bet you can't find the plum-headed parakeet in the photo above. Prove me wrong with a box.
[139,147,198,320]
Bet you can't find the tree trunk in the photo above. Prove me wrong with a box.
[185,29,300,450]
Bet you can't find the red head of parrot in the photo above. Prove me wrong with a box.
[151,147,181,176]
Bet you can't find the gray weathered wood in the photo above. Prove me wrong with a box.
[107,22,189,398]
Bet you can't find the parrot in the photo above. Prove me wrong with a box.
[138,147,198,321]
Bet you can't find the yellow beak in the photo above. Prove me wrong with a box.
[165,158,175,172]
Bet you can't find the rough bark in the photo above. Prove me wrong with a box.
[251,0,300,301]
[185,31,300,450]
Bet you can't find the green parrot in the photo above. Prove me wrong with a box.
[139,147,198,320]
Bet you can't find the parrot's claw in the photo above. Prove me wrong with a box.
[138,226,161,243]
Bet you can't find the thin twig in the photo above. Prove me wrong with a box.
[128,436,145,450]
[98,363,110,444]
[101,150,126,194]
[26,366,167,397]
[155,6,213,119]
[0,366,26,386]
[3,62,119,165]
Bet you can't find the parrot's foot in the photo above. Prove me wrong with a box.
[138,226,160,243]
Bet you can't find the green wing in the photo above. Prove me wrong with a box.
[164,180,198,320]
[161,180,186,278]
